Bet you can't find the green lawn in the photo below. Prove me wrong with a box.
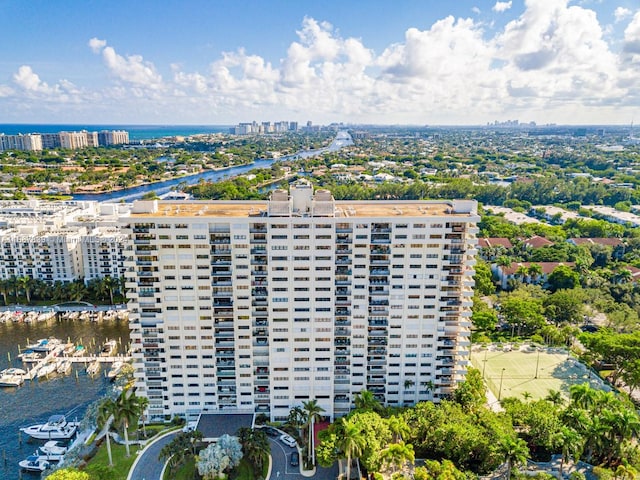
[470,346,610,401]
[85,442,138,480]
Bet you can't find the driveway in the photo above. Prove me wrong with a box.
[127,430,179,480]
[268,437,339,480]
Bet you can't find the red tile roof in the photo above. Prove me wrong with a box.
[477,237,513,249]
[523,236,554,248]
[501,262,575,276]
[569,237,623,247]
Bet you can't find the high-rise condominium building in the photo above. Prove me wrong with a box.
[0,133,43,152]
[123,181,478,422]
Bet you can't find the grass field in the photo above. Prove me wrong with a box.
[470,346,610,401]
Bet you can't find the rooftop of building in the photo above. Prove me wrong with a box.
[129,199,477,218]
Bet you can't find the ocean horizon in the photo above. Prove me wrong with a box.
[0,124,233,141]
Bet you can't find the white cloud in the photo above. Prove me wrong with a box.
[3,3,640,124]
[88,37,107,53]
[472,7,481,15]
[13,65,53,93]
[89,38,163,91]
[493,1,513,13]
[614,7,632,22]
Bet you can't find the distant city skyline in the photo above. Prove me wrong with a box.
[1,0,639,125]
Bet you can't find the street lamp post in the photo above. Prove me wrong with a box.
[498,367,506,401]
[482,348,488,379]
[534,349,541,379]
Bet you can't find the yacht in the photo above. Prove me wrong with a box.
[37,362,57,378]
[56,359,72,375]
[18,349,41,361]
[72,345,86,357]
[20,415,79,440]
[87,360,101,376]
[107,361,124,380]
[0,367,26,387]
[100,339,117,357]
[37,440,67,461]
[19,454,50,472]
[30,338,62,353]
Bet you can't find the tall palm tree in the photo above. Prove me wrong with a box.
[17,275,33,303]
[380,442,415,474]
[136,395,149,438]
[498,436,529,480]
[354,390,381,412]
[237,427,269,472]
[287,406,306,436]
[387,415,410,443]
[97,398,117,467]
[113,389,142,457]
[101,276,118,305]
[0,278,10,305]
[553,427,582,478]
[303,399,325,466]
[339,417,366,480]
[67,280,88,301]
[569,383,598,410]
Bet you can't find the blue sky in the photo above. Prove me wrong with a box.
[1,0,639,125]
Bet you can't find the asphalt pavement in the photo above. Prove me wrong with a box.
[268,437,338,480]
[127,430,179,480]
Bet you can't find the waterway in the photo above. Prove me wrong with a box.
[71,130,353,203]
[0,318,130,480]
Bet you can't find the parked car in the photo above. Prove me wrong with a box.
[263,426,279,437]
[280,434,297,448]
[290,451,299,466]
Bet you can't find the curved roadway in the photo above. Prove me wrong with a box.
[127,430,179,480]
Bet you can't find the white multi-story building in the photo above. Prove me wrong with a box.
[0,133,43,152]
[81,227,127,282]
[123,182,478,422]
[0,225,85,282]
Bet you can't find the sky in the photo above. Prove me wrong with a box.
[1,0,639,126]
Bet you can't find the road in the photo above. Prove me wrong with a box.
[268,436,339,480]
[127,430,179,480]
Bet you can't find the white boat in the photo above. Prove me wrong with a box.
[62,343,76,355]
[100,339,117,357]
[37,440,67,461]
[37,311,56,322]
[87,360,101,376]
[20,415,79,440]
[0,368,27,387]
[107,361,124,380]
[31,338,62,353]
[19,454,50,472]
[37,362,57,378]
[72,345,86,357]
[56,359,72,375]
[19,349,42,361]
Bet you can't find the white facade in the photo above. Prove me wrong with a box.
[81,227,127,282]
[0,133,43,152]
[123,184,478,422]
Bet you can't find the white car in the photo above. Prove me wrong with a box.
[280,434,297,448]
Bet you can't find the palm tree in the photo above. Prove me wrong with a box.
[354,389,381,412]
[387,415,410,443]
[97,398,117,467]
[545,389,564,406]
[338,417,366,480]
[498,436,529,480]
[553,427,582,478]
[17,275,33,303]
[569,383,598,410]
[302,399,325,466]
[287,406,306,436]
[528,263,543,283]
[521,391,532,402]
[67,280,87,301]
[0,278,10,305]
[113,389,142,457]
[136,395,149,439]
[380,441,415,474]
[101,276,118,305]
[237,427,269,472]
